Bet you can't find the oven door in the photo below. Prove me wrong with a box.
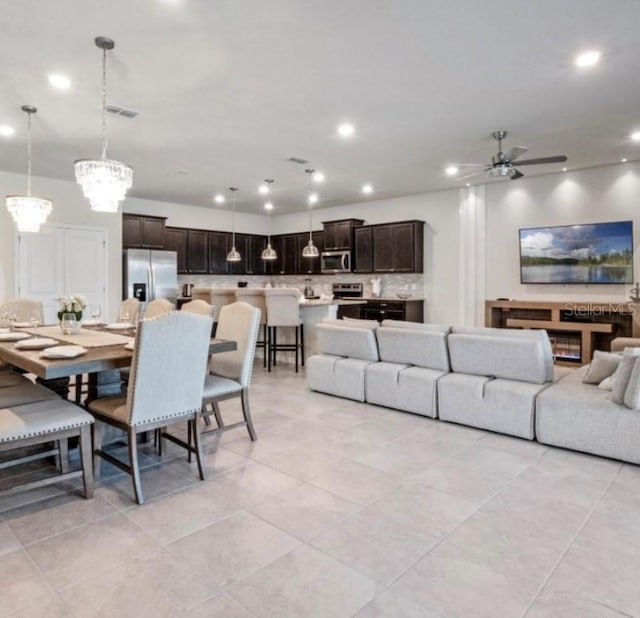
[321,251,350,273]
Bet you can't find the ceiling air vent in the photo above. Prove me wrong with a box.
[287,156,310,165]
[106,104,140,119]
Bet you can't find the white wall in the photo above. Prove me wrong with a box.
[486,162,640,304]
[272,191,460,325]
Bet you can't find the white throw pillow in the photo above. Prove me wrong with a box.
[598,376,614,390]
[624,357,640,409]
[582,350,622,384]
[611,347,640,404]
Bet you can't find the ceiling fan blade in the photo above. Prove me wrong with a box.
[449,163,487,167]
[514,155,567,166]
[456,169,485,181]
[510,169,524,180]
[506,146,528,162]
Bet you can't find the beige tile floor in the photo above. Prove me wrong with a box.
[1,365,640,617]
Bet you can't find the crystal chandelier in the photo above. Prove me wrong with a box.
[227,187,242,262]
[6,105,52,233]
[261,179,277,260]
[74,37,132,213]
[301,168,319,258]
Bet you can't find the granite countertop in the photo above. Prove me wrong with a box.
[300,299,367,307]
[360,296,425,302]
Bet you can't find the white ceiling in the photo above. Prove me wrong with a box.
[2,0,640,214]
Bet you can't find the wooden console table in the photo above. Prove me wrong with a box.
[485,300,639,366]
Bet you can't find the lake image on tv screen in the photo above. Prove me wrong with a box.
[520,221,633,284]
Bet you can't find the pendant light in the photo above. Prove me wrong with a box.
[74,37,133,213]
[6,105,52,233]
[301,168,319,258]
[261,179,277,260]
[227,187,242,262]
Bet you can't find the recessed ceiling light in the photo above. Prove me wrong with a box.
[337,123,355,138]
[0,125,15,137]
[264,202,274,210]
[312,171,325,183]
[214,194,225,204]
[361,184,373,194]
[48,73,71,89]
[445,165,459,176]
[465,183,471,187]
[308,193,319,205]
[621,158,628,163]
[630,131,640,142]
[575,50,602,68]
[258,184,269,195]
[562,167,568,172]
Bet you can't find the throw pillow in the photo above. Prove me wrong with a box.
[611,347,640,404]
[598,376,613,390]
[582,350,622,384]
[624,357,640,409]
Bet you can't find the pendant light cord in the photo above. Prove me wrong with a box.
[101,45,108,160]
[26,111,32,196]
[307,170,314,241]
[230,187,238,247]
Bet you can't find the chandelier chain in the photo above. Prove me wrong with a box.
[101,45,108,160]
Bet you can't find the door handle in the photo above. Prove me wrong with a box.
[341,253,348,270]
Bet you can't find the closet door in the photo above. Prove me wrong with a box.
[17,225,107,323]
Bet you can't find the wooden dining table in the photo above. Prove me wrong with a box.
[0,324,236,403]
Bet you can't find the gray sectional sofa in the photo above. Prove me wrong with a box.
[307,319,640,465]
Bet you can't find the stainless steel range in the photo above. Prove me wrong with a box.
[332,282,363,299]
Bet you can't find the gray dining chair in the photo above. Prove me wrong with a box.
[199,301,261,442]
[88,311,213,504]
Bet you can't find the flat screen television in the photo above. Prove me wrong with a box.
[519,220,634,284]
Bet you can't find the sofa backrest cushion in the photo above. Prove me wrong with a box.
[448,327,553,383]
[322,317,378,330]
[377,327,450,371]
[380,320,451,333]
[316,324,379,361]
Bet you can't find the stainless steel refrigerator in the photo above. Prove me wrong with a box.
[123,249,178,307]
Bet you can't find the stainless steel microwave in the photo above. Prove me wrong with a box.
[321,250,351,273]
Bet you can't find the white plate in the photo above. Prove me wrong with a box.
[82,319,104,326]
[40,345,87,359]
[0,332,31,342]
[104,322,134,330]
[124,341,135,351]
[13,321,32,328]
[0,328,10,334]
[15,337,58,350]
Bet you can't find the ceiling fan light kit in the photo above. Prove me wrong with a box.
[74,36,133,213]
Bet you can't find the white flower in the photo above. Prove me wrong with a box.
[58,293,87,313]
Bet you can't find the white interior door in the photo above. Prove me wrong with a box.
[17,224,107,324]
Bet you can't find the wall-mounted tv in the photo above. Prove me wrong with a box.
[519,220,634,284]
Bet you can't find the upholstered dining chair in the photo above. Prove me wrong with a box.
[88,311,213,504]
[199,301,261,443]
[0,297,44,323]
[234,288,268,368]
[118,297,141,323]
[144,298,173,318]
[181,299,215,317]
[265,288,304,372]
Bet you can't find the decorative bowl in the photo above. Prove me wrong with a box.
[395,293,412,300]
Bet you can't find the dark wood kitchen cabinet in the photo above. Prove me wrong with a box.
[186,229,209,274]
[267,234,299,275]
[246,235,267,275]
[164,227,188,273]
[360,299,424,322]
[297,231,324,274]
[322,219,364,250]
[207,231,229,275]
[370,221,424,273]
[353,227,373,273]
[122,214,166,249]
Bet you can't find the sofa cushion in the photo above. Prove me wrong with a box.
[536,365,640,465]
[380,320,450,333]
[321,318,378,330]
[315,324,379,361]
[582,350,622,384]
[448,329,553,384]
[623,356,640,409]
[307,354,374,402]
[611,347,640,404]
[376,327,450,371]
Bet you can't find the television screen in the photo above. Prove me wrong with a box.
[519,221,634,284]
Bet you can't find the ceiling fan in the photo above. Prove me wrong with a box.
[455,130,567,181]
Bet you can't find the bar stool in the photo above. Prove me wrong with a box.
[265,288,304,373]
[235,288,268,368]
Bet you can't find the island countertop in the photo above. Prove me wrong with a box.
[300,299,366,307]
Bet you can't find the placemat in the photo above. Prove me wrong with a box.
[21,326,134,348]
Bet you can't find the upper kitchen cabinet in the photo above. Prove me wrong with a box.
[355,220,424,273]
[322,219,364,251]
[122,214,166,249]
[246,235,267,275]
[268,234,298,275]
[186,229,209,274]
[297,231,324,274]
[372,221,424,273]
[164,227,188,273]
[207,231,229,275]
